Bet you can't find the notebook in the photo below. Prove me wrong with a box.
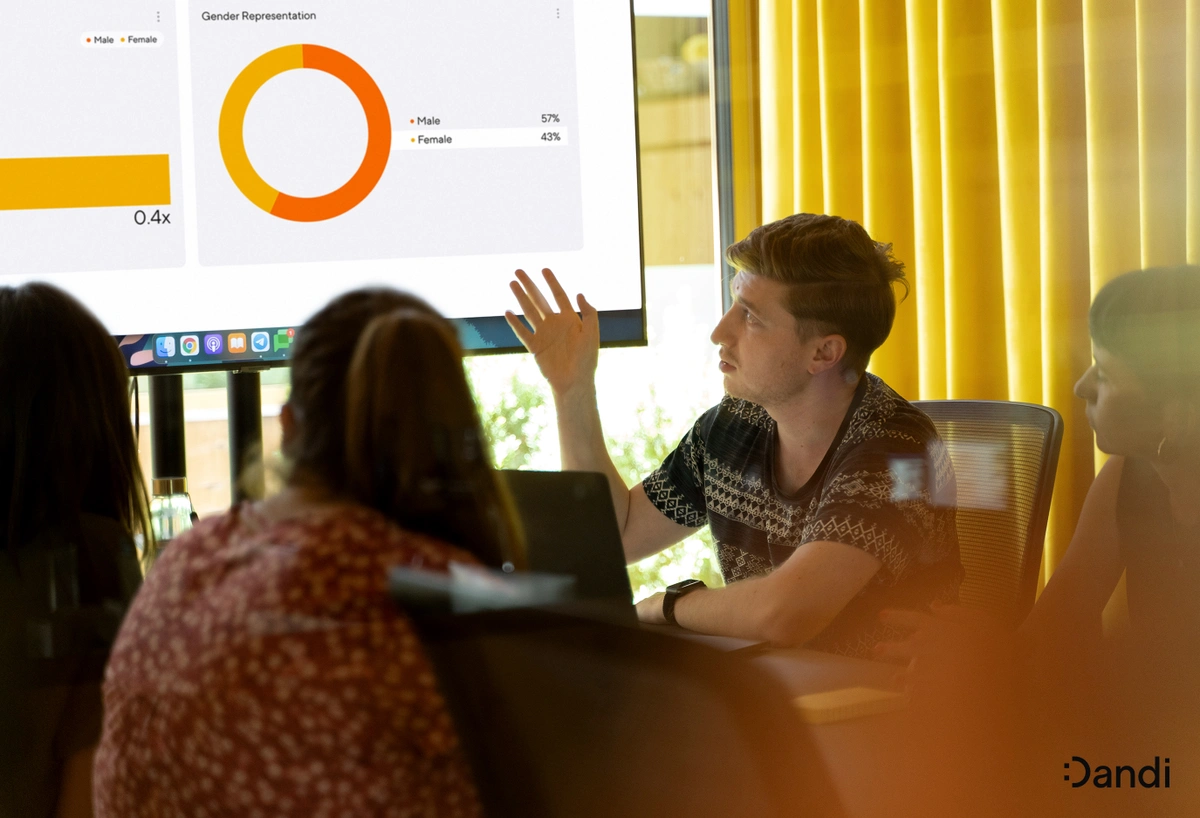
[793,686,908,724]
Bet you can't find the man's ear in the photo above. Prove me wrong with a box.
[280,402,298,455]
[808,334,848,375]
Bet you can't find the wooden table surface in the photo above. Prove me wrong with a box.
[644,626,1008,817]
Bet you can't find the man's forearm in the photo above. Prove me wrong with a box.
[659,541,883,645]
[669,575,818,646]
[553,383,631,530]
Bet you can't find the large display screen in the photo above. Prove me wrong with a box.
[0,0,644,370]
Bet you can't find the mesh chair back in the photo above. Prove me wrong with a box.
[913,400,1063,626]
[393,595,844,818]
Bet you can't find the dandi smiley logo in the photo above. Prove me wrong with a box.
[1064,756,1170,789]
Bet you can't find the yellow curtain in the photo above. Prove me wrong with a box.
[734,0,1198,581]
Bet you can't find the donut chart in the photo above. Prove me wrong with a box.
[218,44,391,222]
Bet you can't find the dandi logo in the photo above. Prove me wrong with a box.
[1064,756,1170,789]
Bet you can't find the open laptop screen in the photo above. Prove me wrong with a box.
[500,470,634,607]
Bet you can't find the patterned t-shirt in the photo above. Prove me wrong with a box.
[644,373,962,657]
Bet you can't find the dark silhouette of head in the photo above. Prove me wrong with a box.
[0,283,151,553]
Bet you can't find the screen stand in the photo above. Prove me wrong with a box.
[227,371,265,504]
[149,374,187,481]
[148,374,195,541]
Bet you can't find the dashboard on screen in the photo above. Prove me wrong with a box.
[0,0,645,371]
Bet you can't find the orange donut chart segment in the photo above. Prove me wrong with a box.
[271,45,392,221]
[218,44,391,222]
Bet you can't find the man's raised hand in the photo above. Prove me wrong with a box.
[505,268,600,397]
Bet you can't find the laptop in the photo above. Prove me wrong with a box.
[499,469,766,648]
[500,470,635,611]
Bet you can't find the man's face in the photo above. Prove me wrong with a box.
[709,271,814,408]
[1074,345,1159,456]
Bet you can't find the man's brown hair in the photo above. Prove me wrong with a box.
[725,213,908,376]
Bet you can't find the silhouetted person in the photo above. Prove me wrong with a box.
[1,283,152,818]
[879,266,1200,815]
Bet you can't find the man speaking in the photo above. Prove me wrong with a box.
[506,213,961,656]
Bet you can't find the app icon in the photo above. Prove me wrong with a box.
[273,329,293,351]
[250,331,270,353]
[227,333,247,353]
[155,336,176,357]
[180,335,199,356]
[203,333,223,355]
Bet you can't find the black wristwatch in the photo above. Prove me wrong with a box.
[662,579,707,626]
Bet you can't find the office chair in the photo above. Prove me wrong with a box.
[913,400,1063,626]
[391,572,845,818]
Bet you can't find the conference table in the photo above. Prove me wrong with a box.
[651,627,990,818]
[747,646,915,818]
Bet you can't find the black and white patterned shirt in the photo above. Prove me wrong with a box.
[643,373,962,657]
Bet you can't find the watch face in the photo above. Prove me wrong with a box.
[663,579,705,627]
[668,579,706,594]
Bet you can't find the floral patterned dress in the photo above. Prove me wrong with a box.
[94,503,481,818]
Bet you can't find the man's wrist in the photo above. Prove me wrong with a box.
[663,579,707,627]
[552,381,598,409]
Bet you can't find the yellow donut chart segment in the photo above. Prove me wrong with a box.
[218,45,302,214]
[218,44,392,222]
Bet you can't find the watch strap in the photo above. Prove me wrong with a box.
[662,579,706,626]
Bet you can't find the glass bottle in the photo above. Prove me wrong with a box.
[150,477,195,546]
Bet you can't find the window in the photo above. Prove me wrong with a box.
[468,8,726,598]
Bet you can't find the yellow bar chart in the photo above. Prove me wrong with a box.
[0,154,171,211]
[0,4,184,276]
